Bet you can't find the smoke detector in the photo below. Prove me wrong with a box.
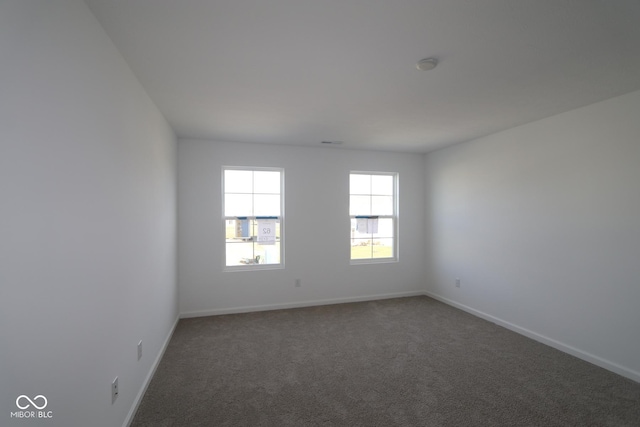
[416,58,438,71]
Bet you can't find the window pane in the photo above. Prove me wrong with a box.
[252,219,281,240]
[225,170,253,193]
[350,195,371,215]
[225,194,253,216]
[350,174,370,194]
[254,171,281,194]
[254,194,280,216]
[372,175,394,195]
[255,242,281,264]
[248,220,257,238]
[352,217,375,236]
[351,218,369,236]
[371,195,393,215]
[374,218,394,238]
[226,219,252,239]
[225,220,236,239]
[351,239,372,259]
[350,218,358,237]
[372,238,394,258]
[225,242,255,266]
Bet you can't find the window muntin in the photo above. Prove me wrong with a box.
[349,172,397,262]
[223,168,283,269]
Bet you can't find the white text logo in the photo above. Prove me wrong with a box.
[11,395,52,419]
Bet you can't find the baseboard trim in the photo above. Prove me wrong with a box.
[423,291,640,384]
[180,290,425,319]
[123,315,180,427]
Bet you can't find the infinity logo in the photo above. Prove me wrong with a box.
[16,395,48,410]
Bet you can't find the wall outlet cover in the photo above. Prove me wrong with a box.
[111,377,119,404]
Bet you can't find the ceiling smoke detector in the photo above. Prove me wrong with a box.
[416,58,438,71]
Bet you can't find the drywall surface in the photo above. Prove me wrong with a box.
[424,90,640,381]
[0,1,177,426]
[178,140,425,316]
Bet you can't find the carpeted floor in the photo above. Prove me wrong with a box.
[131,296,640,426]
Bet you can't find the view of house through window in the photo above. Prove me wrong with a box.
[349,172,397,261]
[223,168,283,268]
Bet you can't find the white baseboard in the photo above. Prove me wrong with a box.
[180,290,425,318]
[123,315,180,427]
[423,291,640,384]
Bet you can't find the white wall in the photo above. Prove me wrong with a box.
[0,1,177,426]
[424,90,640,382]
[178,140,425,316]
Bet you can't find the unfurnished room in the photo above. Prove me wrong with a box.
[1,1,640,426]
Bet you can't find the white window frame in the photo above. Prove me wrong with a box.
[349,171,398,264]
[222,166,284,271]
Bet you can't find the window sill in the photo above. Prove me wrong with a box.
[224,264,284,273]
[350,258,398,266]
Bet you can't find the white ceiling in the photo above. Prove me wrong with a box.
[85,0,640,153]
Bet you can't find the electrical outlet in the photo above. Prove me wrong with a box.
[137,340,142,361]
[111,377,119,404]
[455,278,461,288]
[294,279,301,287]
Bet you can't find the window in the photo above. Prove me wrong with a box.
[223,167,283,269]
[350,172,397,262]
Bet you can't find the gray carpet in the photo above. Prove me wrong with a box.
[131,296,640,426]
